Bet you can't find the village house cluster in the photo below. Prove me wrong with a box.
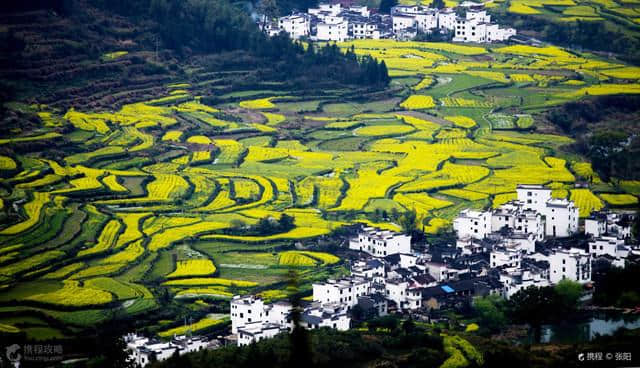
[124,333,216,367]
[226,183,638,347]
[263,1,516,43]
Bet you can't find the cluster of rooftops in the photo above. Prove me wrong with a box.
[225,184,638,346]
[261,1,516,43]
[124,185,638,360]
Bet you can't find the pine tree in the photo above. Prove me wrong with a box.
[379,60,390,85]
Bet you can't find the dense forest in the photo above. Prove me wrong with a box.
[0,0,389,92]
[546,95,640,181]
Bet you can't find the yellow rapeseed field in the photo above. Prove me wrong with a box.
[400,95,436,109]
[167,259,217,278]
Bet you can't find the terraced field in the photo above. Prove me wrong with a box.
[1,41,639,338]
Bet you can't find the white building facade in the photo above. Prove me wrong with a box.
[547,248,591,284]
[349,227,411,257]
[453,209,492,240]
[278,14,311,39]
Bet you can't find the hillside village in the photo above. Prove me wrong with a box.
[125,183,639,363]
[223,184,639,347]
[261,1,516,43]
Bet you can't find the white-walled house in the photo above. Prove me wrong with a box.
[499,269,550,298]
[392,14,416,33]
[312,277,371,308]
[437,8,456,30]
[390,5,438,32]
[315,16,349,41]
[517,184,552,213]
[350,20,380,39]
[424,261,462,282]
[385,279,422,311]
[492,203,545,241]
[266,2,514,43]
[455,237,486,255]
[230,294,350,346]
[308,2,342,18]
[265,300,293,327]
[124,334,209,367]
[451,8,515,43]
[349,5,370,17]
[238,322,286,346]
[301,303,350,331]
[547,248,591,284]
[588,236,630,259]
[454,185,579,243]
[545,198,579,237]
[585,211,634,239]
[349,227,411,257]
[516,184,579,237]
[231,295,265,334]
[278,14,311,39]
[351,259,386,282]
[502,232,537,254]
[490,247,522,268]
[453,209,492,240]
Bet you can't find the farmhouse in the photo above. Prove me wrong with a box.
[349,226,412,257]
[585,210,634,239]
[229,293,351,346]
[528,247,592,284]
[278,13,311,39]
[312,276,371,307]
[125,333,210,367]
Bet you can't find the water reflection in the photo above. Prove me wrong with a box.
[536,313,640,344]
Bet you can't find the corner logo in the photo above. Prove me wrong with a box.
[5,344,21,367]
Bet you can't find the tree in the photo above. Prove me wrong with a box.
[279,214,295,231]
[508,286,558,343]
[286,270,312,368]
[402,318,416,335]
[258,0,279,32]
[473,295,507,333]
[88,332,137,368]
[633,199,640,240]
[431,0,445,9]
[399,209,418,234]
[379,0,397,13]
[379,60,390,85]
[554,279,583,313]
[231,219,247,230]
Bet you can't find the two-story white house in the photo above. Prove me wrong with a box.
[312,277,371,308]
[453,209,492,240]
[490,247,522,268]
[385,279,422,311]
[546,248,592,284]
[349,227,411,257]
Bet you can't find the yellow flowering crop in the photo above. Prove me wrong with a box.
[400,95,436,110]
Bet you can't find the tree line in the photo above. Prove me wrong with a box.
[2,0,390,87]
[98,0,390,87]
[495,13,640,62]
